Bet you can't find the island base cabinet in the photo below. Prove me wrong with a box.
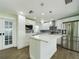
[30,38,57,59]
[30,39,40,59]
[40,40,57,59]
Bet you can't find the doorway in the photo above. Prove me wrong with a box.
[62,21,79,52]
[0,18,16,50]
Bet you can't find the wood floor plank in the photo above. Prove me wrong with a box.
[0,47,79,59]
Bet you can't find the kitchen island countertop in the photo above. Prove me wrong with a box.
[31,33,62,42]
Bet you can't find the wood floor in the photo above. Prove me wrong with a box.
[51,47,79,59]
[0,46,79,59]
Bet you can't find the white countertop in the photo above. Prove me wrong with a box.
[31,33,62,42]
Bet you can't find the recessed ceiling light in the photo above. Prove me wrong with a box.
[41,13,45,15]
[40,20,44,24]
[49,11,52,13]
[19,11,23,15]
[40,3,44,6]
[29,10,34,14]
[34,17,37,19]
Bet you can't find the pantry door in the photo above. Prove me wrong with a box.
[2,19,14,49]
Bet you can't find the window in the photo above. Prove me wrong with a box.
[65,0,72,4]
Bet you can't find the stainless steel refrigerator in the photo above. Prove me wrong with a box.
[62,21,79,52]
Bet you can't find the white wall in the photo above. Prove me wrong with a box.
[56,15,79,44]
[17,15,27,49]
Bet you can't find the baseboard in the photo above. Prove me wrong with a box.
[17,44,29,49]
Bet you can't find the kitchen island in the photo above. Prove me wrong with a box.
[29,33,62,59]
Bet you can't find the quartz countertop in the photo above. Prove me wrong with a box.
[31,33,62,42]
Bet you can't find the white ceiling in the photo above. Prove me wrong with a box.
[0,0,79,21]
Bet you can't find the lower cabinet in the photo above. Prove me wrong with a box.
[29,38,57,59]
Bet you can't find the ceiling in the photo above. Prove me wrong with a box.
[0,0,79,21]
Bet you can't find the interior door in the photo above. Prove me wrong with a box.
[0,19,3,50]
[3,20,13,49]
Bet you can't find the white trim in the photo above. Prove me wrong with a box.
[0,16,16,20]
